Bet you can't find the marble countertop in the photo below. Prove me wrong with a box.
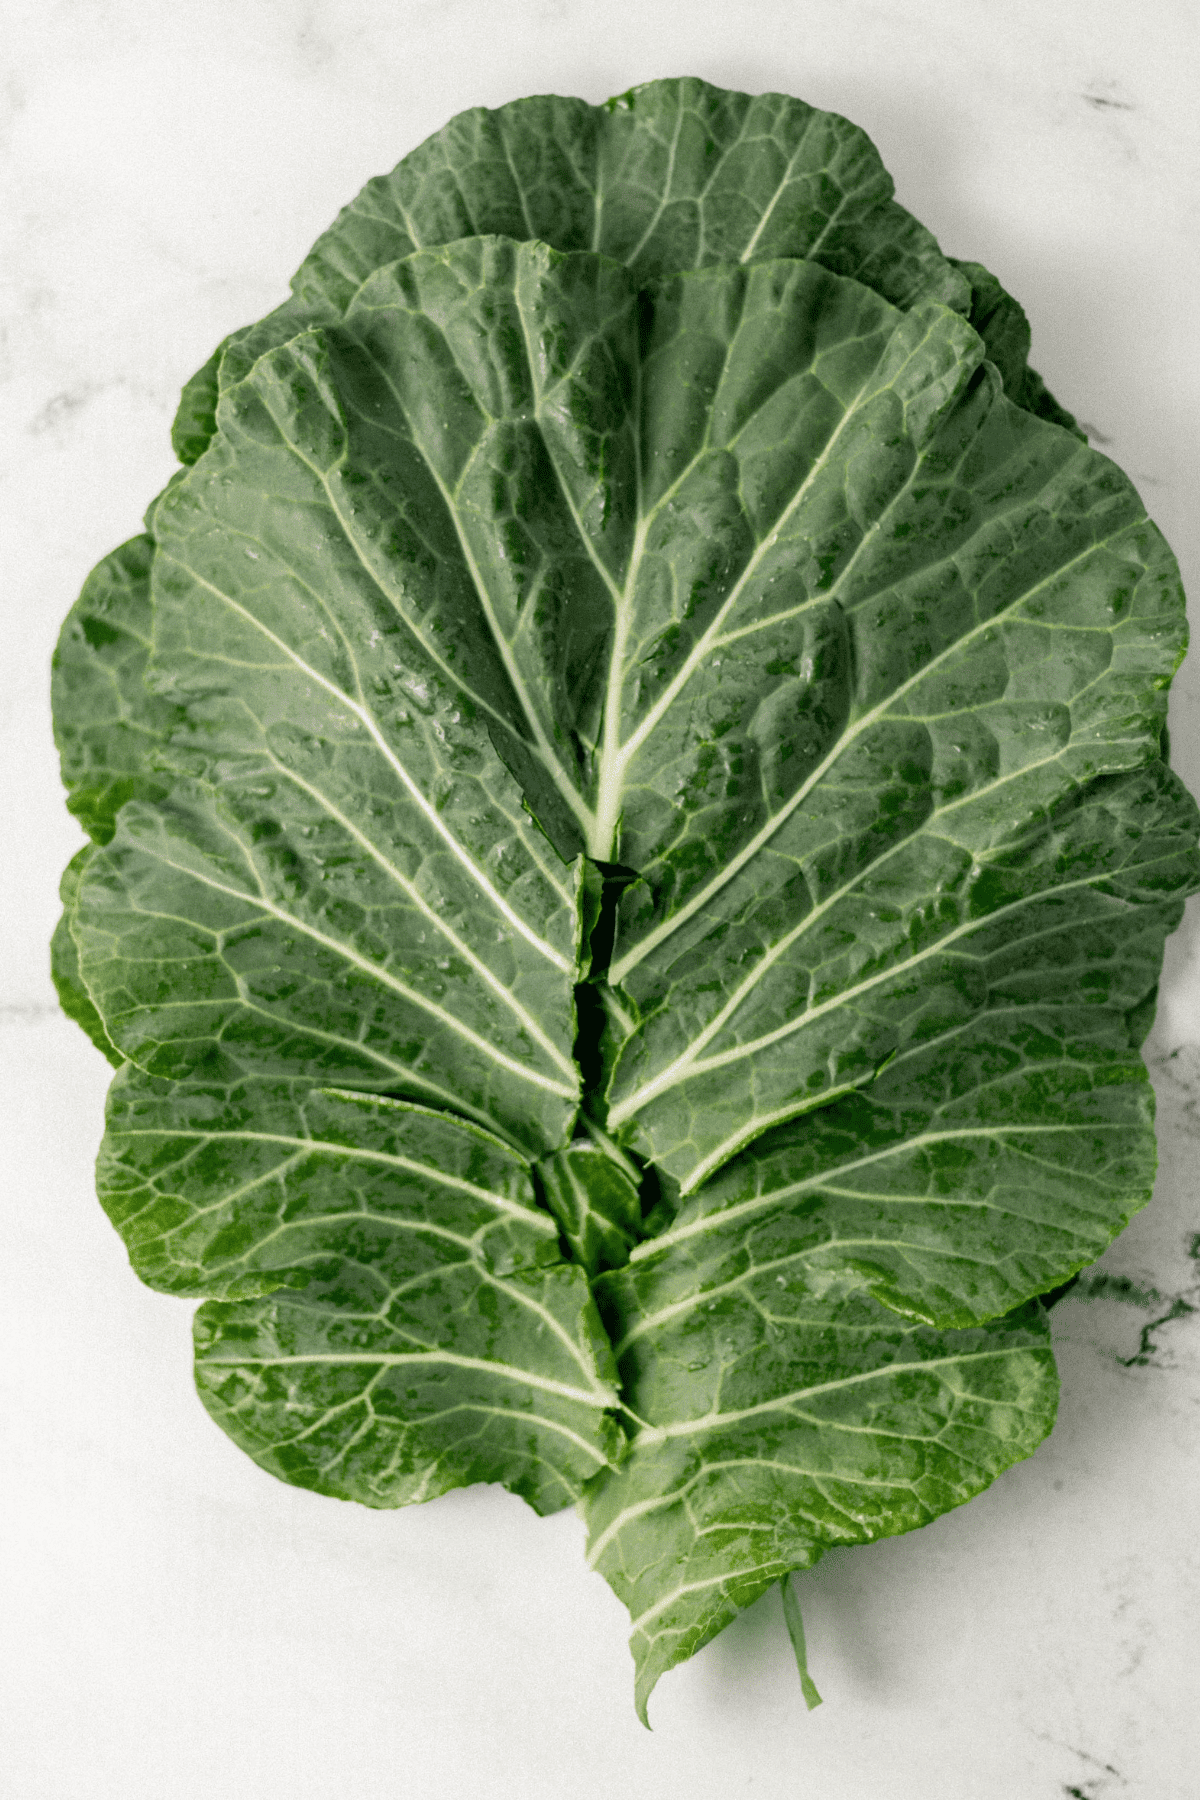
[4,3,1197,1796]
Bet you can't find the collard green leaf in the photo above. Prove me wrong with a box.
[607,743,1191,1196]
[581,762,1196,1718]
[51,534,176,844]
[538,1140,644,1276]
[307,77,969,313]
[590,275,1183,1189]
[72,313,590,1152]
[50,847,123,1068]
[175,236,1183,1189]
[951,258,1083,439]
[58,80,1071,931]
[173,77,1075,468]
[71,316,587,1155]
[72,786,576,1155]
[50,84,1199,1718]
[585,1279,1054,1724]
[609,864,1190,1337]
[57,78,1075,990]
[97,1070,621,1511]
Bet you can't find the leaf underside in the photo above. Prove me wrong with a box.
[52,78,1196,1720]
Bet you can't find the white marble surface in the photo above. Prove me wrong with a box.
[4,2,1199,1795]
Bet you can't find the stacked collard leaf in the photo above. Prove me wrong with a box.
[52,78,1196,1721]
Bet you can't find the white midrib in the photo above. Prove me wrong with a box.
[611,1231,1001,1357]
[629,1339,1037,1444]
[589,351,897,859]
[509,286,636,862]
[590,518,643,858]
[590,160,605,253]
[118,1124,553,1224]
[585,299,652,857]
[200,1346,616,1408]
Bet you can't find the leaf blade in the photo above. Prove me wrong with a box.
[173,77,1074,468]
[100,1071,622,1513]
[538,1141,644,1276]
[51,533,176,844]
[585,1287,1055,1724]
[73,323,586,1153]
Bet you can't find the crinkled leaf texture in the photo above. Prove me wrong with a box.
[51,81,1196,1723]
[99,1074,622,1511]
[169,78,1078,467]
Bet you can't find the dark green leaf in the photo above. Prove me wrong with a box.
[538,1140,643,1275]
[585,1274,1054,1723]
[98,1069,621,1512]
[173,78,1070,467]
[51,535,176,844]
[49,94,1198,1716]
[190,236,1185,1190]
[50,846,123,1067]
[60,81,1073,967]
[578,759,1198,1714]
[73,314,587,1155]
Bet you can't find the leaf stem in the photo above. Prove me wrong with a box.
[781,1573,823,1711]
[580,1114,643,1187]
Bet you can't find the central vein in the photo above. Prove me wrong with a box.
[588,338,646,862]
[590,526,644,859]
